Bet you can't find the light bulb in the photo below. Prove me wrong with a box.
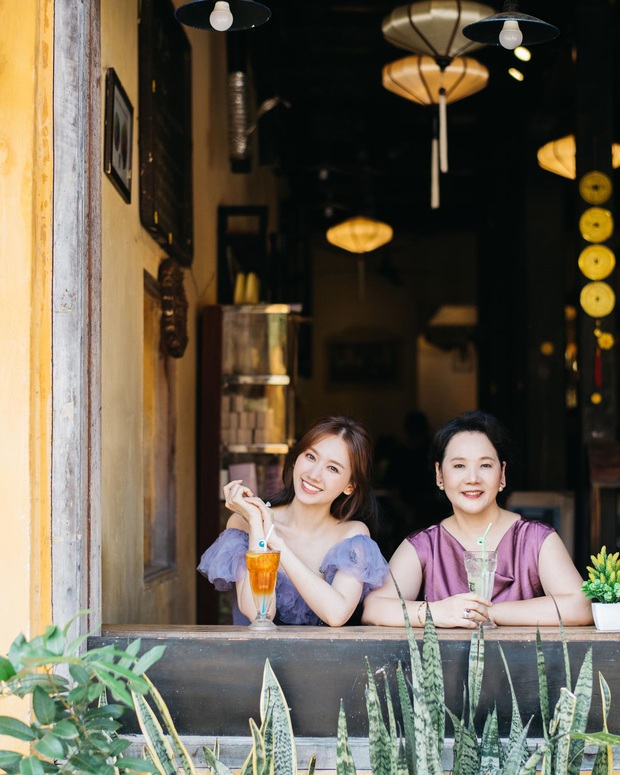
[210,1,233,31]
[499,19,523,49]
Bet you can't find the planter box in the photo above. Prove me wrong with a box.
[592,601,620,631]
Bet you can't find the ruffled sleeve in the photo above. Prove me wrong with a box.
[319,534,389,599]
[197,528,248,591]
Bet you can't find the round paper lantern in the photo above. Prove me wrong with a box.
[382,0,495,59]
[382,55,488,207]
[537,134,620,180]
[326,216,393,254]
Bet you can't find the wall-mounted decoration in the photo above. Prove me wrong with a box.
[139,0,194,266]
[159,258,189,358]
[327,339,402,387]
[104,68,133,203]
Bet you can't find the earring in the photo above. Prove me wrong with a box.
[499,485,504,492]
[438,483,444,491]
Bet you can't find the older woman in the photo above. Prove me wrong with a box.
[363,410,592,628]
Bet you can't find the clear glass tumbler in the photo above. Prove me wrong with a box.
[463,550,497,628]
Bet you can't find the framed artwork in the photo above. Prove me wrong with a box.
[103,68,133,203]
[327,339,402,387]
[139,0,193,267]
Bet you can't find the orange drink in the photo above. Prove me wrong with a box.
[245,550,280,629]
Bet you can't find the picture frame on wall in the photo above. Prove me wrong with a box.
[103,68,133,203]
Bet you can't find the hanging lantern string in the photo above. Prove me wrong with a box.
[431,117,440,209]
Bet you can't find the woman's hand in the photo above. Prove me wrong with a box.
[223,480,263,531]
[428,593,493,629]
[242,498,286,553]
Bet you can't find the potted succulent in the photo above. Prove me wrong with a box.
[582,545,620,631]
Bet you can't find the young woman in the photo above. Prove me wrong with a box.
[199,415,388,626]
[362,410,592,628]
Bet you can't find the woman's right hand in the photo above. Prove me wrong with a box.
[428,593,492,629]
[223,480,263,531]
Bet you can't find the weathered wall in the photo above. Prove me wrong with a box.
[0,0,53,727]
[100,0,279,624]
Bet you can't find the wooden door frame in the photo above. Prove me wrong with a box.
[52,0,102,635]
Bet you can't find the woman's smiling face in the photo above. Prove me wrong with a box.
[436,431,506,514]
[293,434,355,506]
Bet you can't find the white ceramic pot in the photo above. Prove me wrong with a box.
[592,601,620,631]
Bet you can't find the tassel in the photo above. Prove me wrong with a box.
[431,125,440,209]
[594,346,602,388]
[439,88,448,173]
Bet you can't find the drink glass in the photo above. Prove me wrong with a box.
[464,550,497,628]
[245,550,281,630]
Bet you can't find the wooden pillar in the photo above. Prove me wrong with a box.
[52,0,102,635]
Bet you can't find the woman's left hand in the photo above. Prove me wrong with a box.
[244,498,285,552]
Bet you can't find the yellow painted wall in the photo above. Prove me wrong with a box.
[0,0,53,727]
[100,0,280,624]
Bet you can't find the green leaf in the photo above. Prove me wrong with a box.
[467,627,484,730]
[336,700,356,775]
[41,626,65,657]
[68,663,91,685]
[91,666,133,707]
[117,639,142,670]
[34,733,65,761]
[0,751,23,774]
[249,716,267,775]
[117,757,160,773]
[85,704,126,720]
[570,730,620,746]
[259,660,296,775]
[0,656,17,681]
[568,646,593,775]
[535,627,550,739]
[50,719,79,740]
[32,686,57,726]
[132,646,166,677]
[307,752,317,775]
[66,685,89,704]
[8,635,27,671]
[18,756,45,775]
[552,688,577,775]
[421,606,444,760]
[396,663,415,775]
[87,682,106,703]
[365,661,394,775]
[131,691,178,775]
[202,745,235,775]
[479,707,501,774]
[498,644,526,761]
[139,674,196,774]
[66,753,111,774]
[0,717,38,742]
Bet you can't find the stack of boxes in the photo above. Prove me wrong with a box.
[220,394,277,445]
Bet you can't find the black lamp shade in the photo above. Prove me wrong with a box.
[462,10,559,46]
[175,0,271,31]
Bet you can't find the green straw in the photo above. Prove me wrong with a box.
[477,522,493,558]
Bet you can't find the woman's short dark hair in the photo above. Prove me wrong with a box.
[432,410,514,472]
[270,415,379,530]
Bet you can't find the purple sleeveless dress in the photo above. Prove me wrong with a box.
[198,528,389,625]
[407,519,555,602]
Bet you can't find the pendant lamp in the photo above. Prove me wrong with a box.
[462,0,559,50]
[326,217,393,300]
[382,1,494,174]
[175,0,271,31]
[537,135,620,179]
[382,55,488,207]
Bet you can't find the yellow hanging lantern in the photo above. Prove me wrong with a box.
[537,134,620,179]
[382,55,488,207]
[326,217,393,299]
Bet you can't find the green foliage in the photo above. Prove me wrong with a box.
[0,617,165,774]
[582,546,620,603]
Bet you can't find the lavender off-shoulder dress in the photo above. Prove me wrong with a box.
[408,518,555,602]
[198,528,389,625]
